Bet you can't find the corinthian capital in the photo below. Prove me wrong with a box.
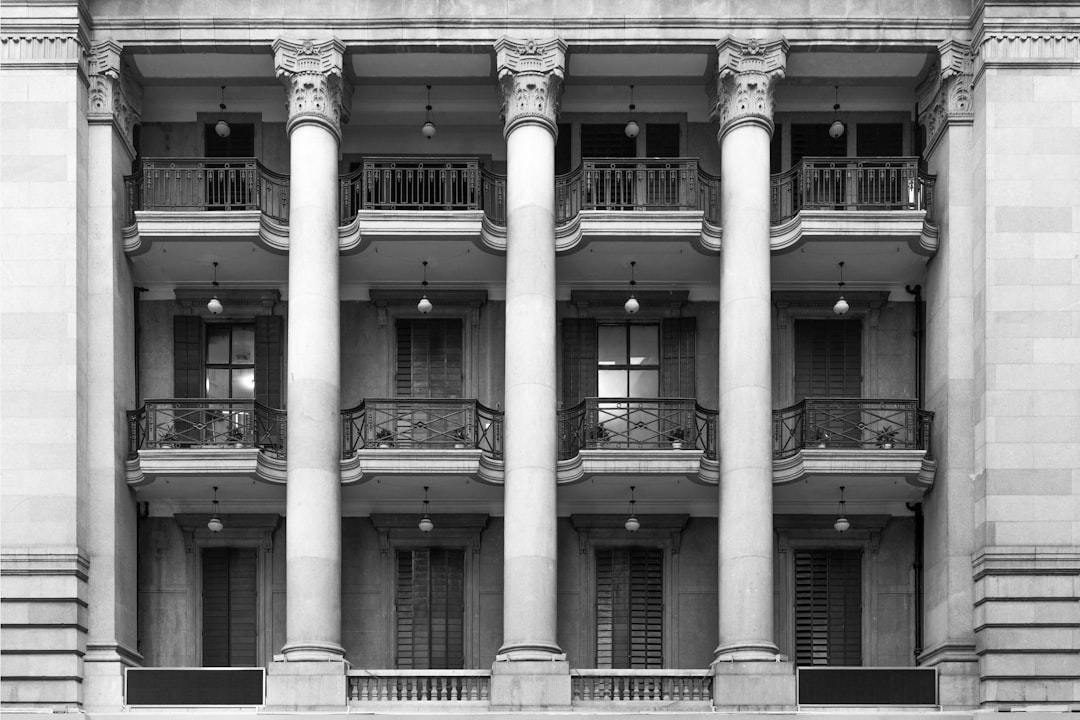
[916,40,974,155]
[273,37,351,140]
[710,36,788,139]
[89,40,142,156]
[494,37,566,138]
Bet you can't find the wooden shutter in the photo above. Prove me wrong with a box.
[794,549,862,666]
[254,315,283,408]
[396,319,463,398]
[173,315,203,398]
[396,548,465,669]
[561,318,598,407]
[596,547,663,669]
[794,319,861,401]
[660,317,696,398]
[202,547,258,667]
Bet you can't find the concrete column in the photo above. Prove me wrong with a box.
[84,41,143,710]
[711,36,788,665]
[273,37,350,663]
[915,41,980,709]
[492,36,567,665]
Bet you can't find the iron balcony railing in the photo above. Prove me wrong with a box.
[123,158,290,225]
[558,398,715,460]
[342,399,503,458]
[127,399,286,459]
[770,156,935,224]
[773,398,933,459]
[339,157,482,223]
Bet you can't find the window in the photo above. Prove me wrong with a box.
[855,123,903,157]
[645,124,680,158]
[205,323,255,399]
[791,124,847,164]
[202,547,258,667]
[598,324,659,397]
[794,319,861,401]
[396,318,463,398]
[581,124,636,158]
[205,123,254,158]
[395,548,466,669]
[596,547,663,668]
[794,548,862,666]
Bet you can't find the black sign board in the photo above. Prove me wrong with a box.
[798,667,937,706]
[126,668,264,706]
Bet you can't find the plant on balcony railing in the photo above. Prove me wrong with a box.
[770,156,935,224]
[127,399,285,459]
[341,399,503,459]
[123,158,290,224]
[772,398,933,458]
[339,157,482,223]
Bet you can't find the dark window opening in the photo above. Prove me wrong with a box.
[596,547,663,668]
[396,548,465,669]
[205,123,255,158]
[794,548,862,666]
[202,547,258,667]
[581,124,636,158]
[645,124,680,157]
[556,122,573,175]
[791,124,847,164]
[855,123,904,157]
[396,318,464,399]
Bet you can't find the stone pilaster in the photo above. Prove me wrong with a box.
[490,36,570,709]
[711,33,788,666]
[273,37,347,672]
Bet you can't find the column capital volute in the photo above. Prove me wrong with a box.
[916,39,974,156]
[88,39,142,160]
[273,37,351,140]
[494,36,566,139]
[710,36,788,140]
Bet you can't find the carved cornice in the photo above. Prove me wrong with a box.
[494,37,566,139]
[0,33,88,77]
[88,40,142,157]
[710,36,788,140]
[273,37,351,140]
[916,40,974,156]
[973,28,1080,81]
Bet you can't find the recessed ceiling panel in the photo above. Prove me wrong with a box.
[352,52,492,79]
[131,53,276,81]
[569,53,708,78]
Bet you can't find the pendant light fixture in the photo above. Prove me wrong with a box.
[418,486,434,533]
[624,486,640,532]
[417,260,433,314]
[207,486,224,533]
[828,84,845,139]
[833,261,849,316]
[215,86,231,139]
[833,486,850,533]
[207,261,223,315]
[421,85,436,139]
[624,84,639,139]
[624,260,640,315]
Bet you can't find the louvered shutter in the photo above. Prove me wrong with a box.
[396,319,464,398]
[173,315,203,398]
[596,547,663,669]
[561,318,598,407]
[254,315,283,408]
[202,547,258,667]
[794,549,862,666]
[660,317,696,398]
[794,319,861,400]
[396,548,465,669]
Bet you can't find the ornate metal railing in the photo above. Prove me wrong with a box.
[773,398,933,459]
[123,158,290,224]
[346,670,490,703]
[480,167,506,225]
[558,398,714,459]
[571,669,712,703]
[770,156,935,224]
[339,157,481,223]
[127,399,286,459]
[341,399,503,458]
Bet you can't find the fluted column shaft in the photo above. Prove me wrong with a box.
[494,37,567,662]
[712,37,788,663]
[274,37,350,661]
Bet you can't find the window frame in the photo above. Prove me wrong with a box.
[204,322,256,400]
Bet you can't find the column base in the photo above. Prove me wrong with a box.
[265,658,347,711]
[83,642,142,711]
[710,659,797,711]
[490,659,571,711]
[918,641,979,709]
[280,640,346,662]
[495,641,567,662]
[712,640,785,662]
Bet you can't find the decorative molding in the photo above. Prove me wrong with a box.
[569,289,689,315]
[772,290,889,329]
[494,37,566,138]
[174,513,281,554]
[174,288,281,316]
[88,40,142,156]
[273,37,350,140]
[369,289,487,328]
[0,34,87,75]
[974,30,1080,80]
[917,40,974,156]
[710,36,788,140]
[570,514,689,554]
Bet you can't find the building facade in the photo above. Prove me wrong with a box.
[1,0,1078,717]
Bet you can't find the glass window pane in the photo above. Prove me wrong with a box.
[629,325,658,365]
[232,325,255,365]
[598,325,625,366]
[629,369,658,397]
[599,369,627,397]
[232,368,255,399]
[206,325,230,364]
[206,368,230,398]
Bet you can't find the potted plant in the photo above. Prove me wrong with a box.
[815,430,830,448]
[875,425,898,449]
[592,423,611,446]
[667,426,686,449]
[375,428,394,448]
[227,424,245,447]
[452,426,468,449]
